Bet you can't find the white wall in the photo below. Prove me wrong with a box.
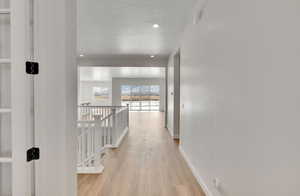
[79,78,166,111]
[79,81,112,105]
[112,78,166,112]
[178,0,300,196]
[79,55,168,67]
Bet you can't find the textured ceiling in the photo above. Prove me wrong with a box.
[80,67,165,81]
[78,0,196,57]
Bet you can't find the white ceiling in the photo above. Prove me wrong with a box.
[78,0,196,57]
[80,67,165,81]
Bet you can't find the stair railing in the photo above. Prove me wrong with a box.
[77,105,129,174]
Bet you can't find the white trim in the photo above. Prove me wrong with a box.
[105,144,114,148]
[77,164,104,174]
[111,127,129,148]
[0,58,11,64]
[167,127,174,137]
[167,127,180,139]
[0,157,12,163]
[173,133,180,139]
[0,9,10,14]
[0,108,12,113]
[179,145,213,196]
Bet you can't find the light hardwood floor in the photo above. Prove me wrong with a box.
[78,112,205,196]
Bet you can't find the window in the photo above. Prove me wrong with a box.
[121,85,160,111]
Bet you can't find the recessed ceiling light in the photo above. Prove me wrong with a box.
[152,24,160,28]
[79,54,84,57]
[150,55,155,58]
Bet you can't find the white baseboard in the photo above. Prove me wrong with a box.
[179,146,213,196]
[167,126,180,139]
[105,144,114,148]
[77,164,104,174]
[173,134,180,139]
[166,126,174,137]
[111,127,129,148]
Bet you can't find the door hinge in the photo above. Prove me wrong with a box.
[26,61,39,75]
[27,147,40,162]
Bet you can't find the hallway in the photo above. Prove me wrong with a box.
[78,112,205,196]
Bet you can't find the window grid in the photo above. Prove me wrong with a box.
[121,85,160,111]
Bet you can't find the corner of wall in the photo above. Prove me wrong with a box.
[167,127,174,137]
[173,133,180,139]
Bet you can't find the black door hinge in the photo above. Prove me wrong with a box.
[26,61,39,75]
[27,147,40,162]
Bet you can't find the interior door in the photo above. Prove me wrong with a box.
[0,0,36,195]
[0,0,13,194]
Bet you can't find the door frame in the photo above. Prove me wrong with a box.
[11,0,34,195]
[173,50,181,139]
[32,0,78,196]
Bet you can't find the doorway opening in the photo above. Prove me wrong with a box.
[76,66,168,188]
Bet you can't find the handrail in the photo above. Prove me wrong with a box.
[77,105,129,174]
[78,105,126,108]
[78,105,128,121]
[78,111,114,122]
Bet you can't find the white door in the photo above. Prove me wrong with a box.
[1,0,37,195]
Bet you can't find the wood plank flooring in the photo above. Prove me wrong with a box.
[78,112,205,196]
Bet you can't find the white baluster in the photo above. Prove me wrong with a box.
[77,106,130,174]
[111,108,116,146]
